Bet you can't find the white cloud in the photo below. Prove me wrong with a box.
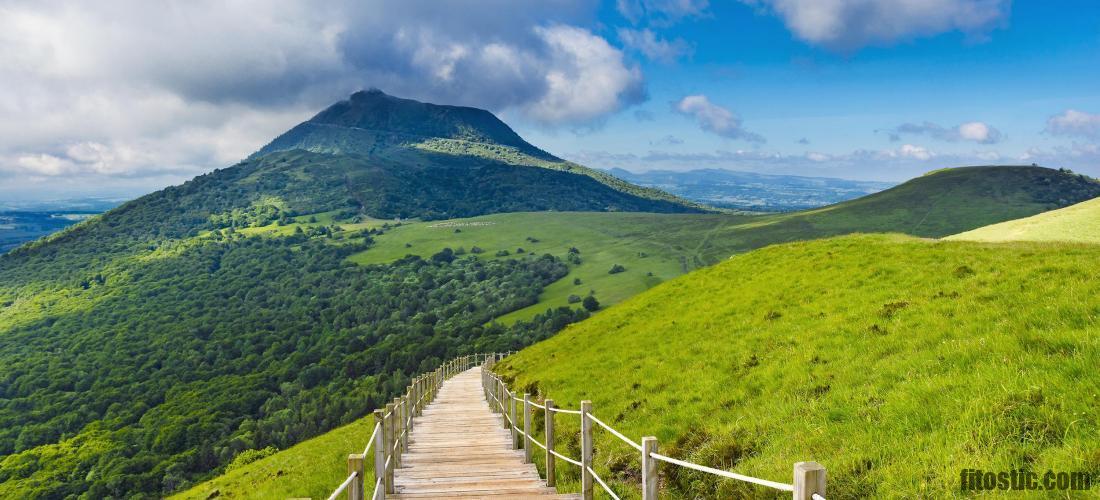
[525,26,646,124]
[0,0,647,193]
[1045,109,1100,139]
[618,28,693,63]
[896,144,933,161]
[888,120,1002,144]
[673,95,764,143]
[742,0,1010,50]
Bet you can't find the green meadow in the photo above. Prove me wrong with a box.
[494,234,1100,498]
[947,196,1100,244]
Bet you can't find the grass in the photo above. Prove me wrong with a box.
[343,166,1100,323]
[494,234,1100,498]
[347,212,754,323]
[170,416,378,500]
[946,196,1100,244]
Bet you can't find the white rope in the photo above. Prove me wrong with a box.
[371,477,383,500]
[549,448,582,467]
[812,494,826,500]
[362,423,380,456]
[587,466,621,500]
[587,413,642,452]
[529,435,547,450]
[648,452,794,492]
[326,471,357,500]
[548,406,582,415]
[530,400,546,410]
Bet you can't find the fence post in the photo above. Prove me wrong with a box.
[523,393,532,463]
[373,410,385,499]
[383,403,395,494]
[393,398,404,463]
[793,462,826,500]
[510,390,519,449]
[347,453,364,500]
[399,397,409,452]
[641,437,658,500]
[545,399,556,487]
[581,400,593,500]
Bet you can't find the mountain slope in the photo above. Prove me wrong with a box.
[493,234,1100,498]
[945,195,1100,244]
[252,89,703,216]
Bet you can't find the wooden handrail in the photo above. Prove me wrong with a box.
[480,356,827,500]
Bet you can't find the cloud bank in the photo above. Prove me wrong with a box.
[0,0,646,193]
[888,121,1003,144]
[742,0,1010,50]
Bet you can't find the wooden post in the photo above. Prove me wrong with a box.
[383,403,395,494]
[641,437,658,500]
[580,400,593,500]
[399,397,409,451]
[510,390,519,449]
[347,453,364,500]
[393,398,404,463]
[373,410,385,500]
[523,393,532,463]
[793,462,826,500]
[545,399,556,487]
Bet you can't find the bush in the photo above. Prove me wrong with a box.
[608,264,626,274]
[582,295,600,312]
[567,294,582,304]
[224,446,278,473]
[470,246,484,254]
[496,250,510,257]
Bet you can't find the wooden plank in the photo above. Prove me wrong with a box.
[387,368,574,499]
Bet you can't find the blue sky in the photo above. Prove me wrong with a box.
[1,0,1099,199]
[519,0,1100,181]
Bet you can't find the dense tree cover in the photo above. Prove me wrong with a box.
[0,231,577,498]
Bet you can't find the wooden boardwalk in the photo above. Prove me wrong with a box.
[391,368,577,499]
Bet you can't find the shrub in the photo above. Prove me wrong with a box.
[582,295,600,312]
[608,264,626,274]
[225,446,277,473]
[567,295,582,304]
[496,250,510,257]
[470,246,484,254]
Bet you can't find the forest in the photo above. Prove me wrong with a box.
[0,229,586,497]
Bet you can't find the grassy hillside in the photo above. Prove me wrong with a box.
[946,196,1100,244]
[169,416,377,500]
[337,166,1100,322]
[493,234,1100,498]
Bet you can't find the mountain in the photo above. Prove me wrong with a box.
[0,91,704,498]
[492,234,1100,498]
[249,89,704,219]
[945,195,1100,244]
[606,167,894,211]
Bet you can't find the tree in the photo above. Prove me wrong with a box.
[582,295,600,312]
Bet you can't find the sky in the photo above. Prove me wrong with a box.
[1,0,1099,200]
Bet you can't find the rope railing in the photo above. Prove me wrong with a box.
[588,466,622,500]
[480,355,827,500]
[326,471,358,500]
[323,352,502,500]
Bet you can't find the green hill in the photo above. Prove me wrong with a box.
[251,89,704,217]
[946,195,1100,244]
[493,234,1100,498]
